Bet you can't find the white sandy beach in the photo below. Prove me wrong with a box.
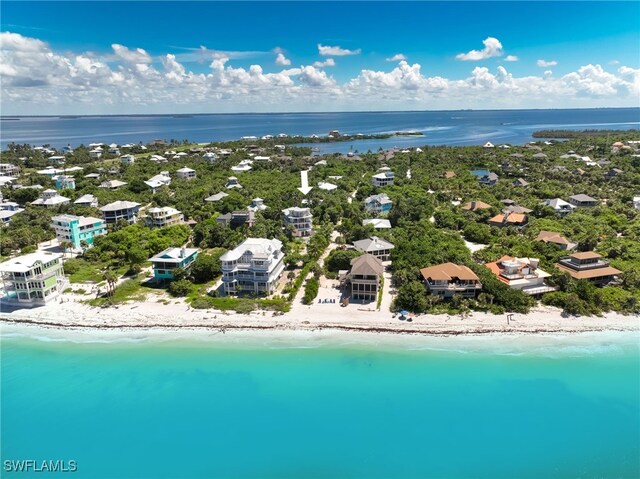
[1,295,638,339]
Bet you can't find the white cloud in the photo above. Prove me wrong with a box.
[275,52,291,66]
[537,59,558,68]
[112,44,152,64]
[609,60,620,65]
[456,37,503,61]
[1,32,638,114]
[386,53,406,62]
[504,55,519,62]
[318,44,361,56]
[313,58,336,68]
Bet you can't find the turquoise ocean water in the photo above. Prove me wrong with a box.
[1,332,639,479]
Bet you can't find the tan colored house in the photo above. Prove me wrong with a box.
[442,171,456,179]
[488,212,527,227]
[535,231,577,250]
[420,263,482,298]
[461,200,492,212]
[556,252,621,285]
[347,254,384,302]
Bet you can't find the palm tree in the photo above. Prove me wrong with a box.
[102,270,118,300]
[60,240,73,258]
[79,240,89,256]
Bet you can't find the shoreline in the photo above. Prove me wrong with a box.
[1,299,638,346]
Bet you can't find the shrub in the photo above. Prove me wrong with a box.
[168,279,193,297]
[302,277,320,305]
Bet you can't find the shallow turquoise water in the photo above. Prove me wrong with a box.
[1,334,639,478]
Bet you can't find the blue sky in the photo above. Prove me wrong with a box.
[1,1,639,114]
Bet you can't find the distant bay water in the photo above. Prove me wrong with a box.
[1,332,639,479]
[1,108,639,152]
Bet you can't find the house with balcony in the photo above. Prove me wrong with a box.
[225,176,243,189]
[0,163,20,176]
[145,172,171,193]
[145,207,184,228]
[568,194,599,208]
[51,215,107,250]
[0,252,68,306]
[0,201,24,225]
[176,167,196,180]
[486,256,557,296]
[420,262,482,299]
[353,237,394,261]
[150,247,199,281]
[55,175,75,190]
[31,189,71,208]
[556,252,621,285]
[364,193,393,215]
[120,154,135,165]
[74,194,99,208]
[371,170,395,187]
[282,207,313,237]
[216,210,255,228]
[542,198,575,217]
[535,231,577,250]
[220,238,285,295]
[100,200,141,224]
[344,254,384,303]
[89,147,103,159]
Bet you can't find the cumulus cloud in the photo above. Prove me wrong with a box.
[456,37,503,61]
[275,52,291,66]
[318,44,361,56]
[504,55,519,62]
[386,53,406,62]
[2,32,638,114]
[537,59,558,68]
[313,58,336,68]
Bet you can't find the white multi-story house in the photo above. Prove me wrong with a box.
[282,207,313,237]
[371,170,395,187]
[203,152,219,162]
[145,207,185,228]
[31,189,71,208]
[486,256,557,296]
[0,163,20,176]
[0,252,68,305]
[89,147,103,159]
[248,198,268,212]
[226,177,243,189]
[51,215,107,250]
[220,238,285,295]
[176,167,196,180]
[120,154,135,165]
[145,172,171,192]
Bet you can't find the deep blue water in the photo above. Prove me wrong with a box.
[1,108,638,151]
[1,332,639,479]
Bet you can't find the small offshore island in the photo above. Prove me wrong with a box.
[1,128,639,337]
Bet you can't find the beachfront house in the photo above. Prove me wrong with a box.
[31,189,71,208]
[205,192,229,203]
[176,167,196,180]
[353,237,394,261]
[486,256,557,296]
[364,193,393,215]
[145,207,184,228]
[371,170,395,187]
[555,252,621,286]
[568,194,599,208]
[420,263,482,299]
[220,238,285,296]
[282,207,313,237]
[461,200,492,212]
[487,212,528,228]
[542,198,575,217]
[55,175,75,190]
[120,154,135,165]
[248,198,268,212]
[74,194,99,208]
[51,215,107,250]
[216,210,256,228]
[0,252,68,306]
[100,201,141,224]
[344,254,384,303]
[150,247,199,281]
[535,231,577,250]
[226,177,243,189]
[99,180,128,190]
